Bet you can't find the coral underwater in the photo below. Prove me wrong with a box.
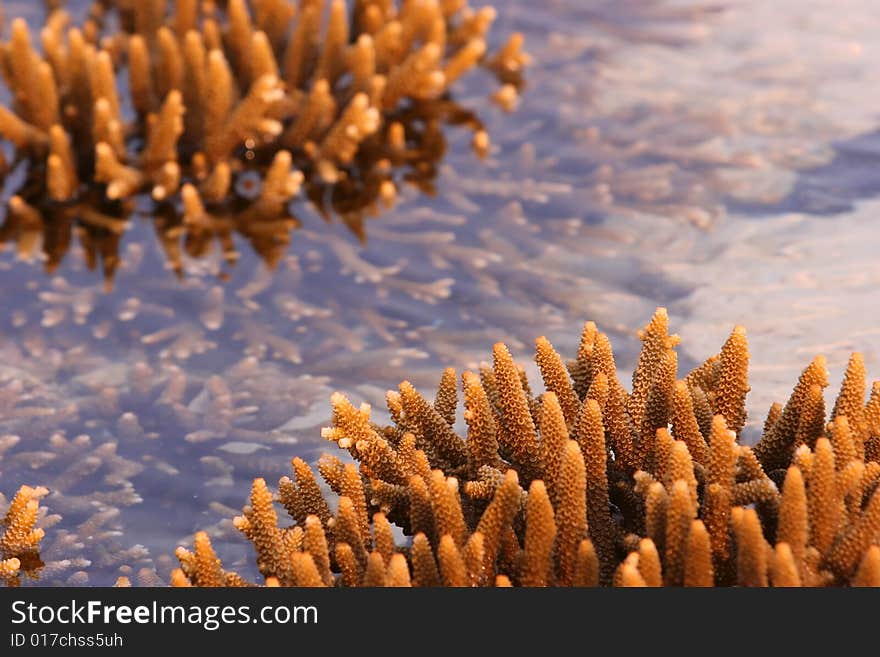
[0,0,527,280]
[0,344,343,586]
[171,308,880,586]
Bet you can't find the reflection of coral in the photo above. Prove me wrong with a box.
[172,308,880,586]
[1,484,47,586]
[0,0,526,282]
[0,94,486,285]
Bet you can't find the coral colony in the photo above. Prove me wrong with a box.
[0,0,526,280]
[1,485,47,586]
[165,309,880,587]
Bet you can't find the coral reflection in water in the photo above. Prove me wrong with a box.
[0,93,491,285]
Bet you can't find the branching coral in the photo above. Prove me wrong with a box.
[1,484,47,586]
[172,307,880,586]
[0,0,526,282]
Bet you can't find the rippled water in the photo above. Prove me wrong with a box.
[2,0,880,585]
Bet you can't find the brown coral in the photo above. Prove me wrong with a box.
[170,308,880,587]
[0,0,526,284]
[1,485,48,586]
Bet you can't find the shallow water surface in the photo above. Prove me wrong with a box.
[2,0,880,584]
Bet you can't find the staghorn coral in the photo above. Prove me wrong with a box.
[0,0,526,283]
[171,308,880,586]
[1,484,47,586]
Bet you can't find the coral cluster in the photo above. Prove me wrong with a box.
[1,484,47,586]
[172,308,880,586]
[0,0,526,280]
[0,333,344,586]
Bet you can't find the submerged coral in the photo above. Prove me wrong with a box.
[0,0,526,281]
[0,333,343,585]
[172,308,880,586]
